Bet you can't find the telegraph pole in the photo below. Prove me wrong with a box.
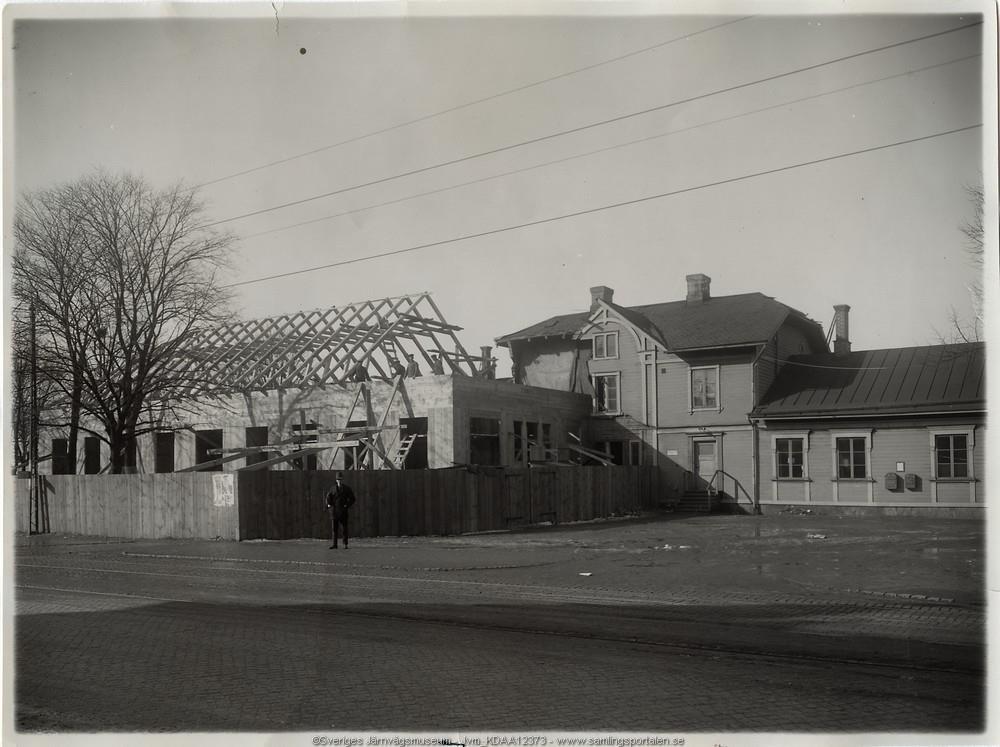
[29,302,40,534]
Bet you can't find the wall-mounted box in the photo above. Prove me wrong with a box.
[905,473,918,490]
[885,472,900,491]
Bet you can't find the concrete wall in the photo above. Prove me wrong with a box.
[451,377,592,466]
[758,421,985,507]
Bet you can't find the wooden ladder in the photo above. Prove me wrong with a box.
[393,434,419,468]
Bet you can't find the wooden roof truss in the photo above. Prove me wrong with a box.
[172,292,481,396]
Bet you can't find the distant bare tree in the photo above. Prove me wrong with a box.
[942,183,984,343]
[13,172,235,473]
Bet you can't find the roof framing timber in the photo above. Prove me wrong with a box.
[170,292,480,396]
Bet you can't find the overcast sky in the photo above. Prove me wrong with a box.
[7,3,995,372]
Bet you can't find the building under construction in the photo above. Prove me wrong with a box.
[48,292,595,475]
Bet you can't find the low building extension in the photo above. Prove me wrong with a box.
[751,342,985,511]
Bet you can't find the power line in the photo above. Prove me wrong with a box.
[239,53,981,241]
[203,19,982,230]
[759,355,886,371]
[223,123,981,289]
[192,16,753,190]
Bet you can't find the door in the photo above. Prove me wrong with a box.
[693,440,716,489]
[398,417,428,469]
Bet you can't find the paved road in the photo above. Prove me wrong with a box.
[14,524,985,734]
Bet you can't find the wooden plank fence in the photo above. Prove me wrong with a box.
[13,474,239,540]
[13,466,655,542]
[238,465,655,540]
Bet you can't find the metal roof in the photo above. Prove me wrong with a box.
[496,292,826,352]
[752,342,986,419]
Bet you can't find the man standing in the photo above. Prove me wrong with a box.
[404,353,422,378]
[326,472,356,549]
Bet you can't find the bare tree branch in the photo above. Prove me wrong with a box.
[12,171,235,473]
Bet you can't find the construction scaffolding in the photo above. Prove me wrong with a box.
[172,292,482,397]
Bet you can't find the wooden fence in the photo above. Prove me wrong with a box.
[13,466,655,542]
[13,474,239,540]
[238,465,656,540]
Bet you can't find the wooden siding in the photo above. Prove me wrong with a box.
[14,474,239,539]
[655,351,755,426]
[586,318,645,418]
[653,429,753,505]
[758,424,985,506]
[237,466,656,540]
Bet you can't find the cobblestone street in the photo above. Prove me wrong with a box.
[13,513,986,736]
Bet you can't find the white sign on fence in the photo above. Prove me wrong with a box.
[213,474,235,507]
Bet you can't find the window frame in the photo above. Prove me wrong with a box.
[688,365,721,412]
[51,438,73,475]
[469,415,502,466]
[771,432,810,481]
[592,372,622,415]
[591,331,619,360]
[194,429,224,472]
[930,428,975,482]
[84,436,102,475]
[831,430,872,482]
[154,431,176,474]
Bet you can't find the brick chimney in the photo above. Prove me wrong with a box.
[686,273,711,304]
[590,285,614,310]
[833,304,851,354]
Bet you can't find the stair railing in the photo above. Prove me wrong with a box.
[706,469,759,514]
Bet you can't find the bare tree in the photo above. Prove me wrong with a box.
[13,172,234,473]
[943,183,984,343]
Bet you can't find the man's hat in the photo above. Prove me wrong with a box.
[336,471,344,479]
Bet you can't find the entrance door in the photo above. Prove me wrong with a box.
[693,440,716,488]
[398,417,428,469]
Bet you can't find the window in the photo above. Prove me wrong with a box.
[934,433,970,479]
[124,438,137,472]
[542,423,553,460]
[84,436,101,474]
[343,420,367,470]
[291,422,319,471]
[469,417,501,466]
[775,438,804,479]
[690,367,719,410]
[593,373,620,414]
[51,438,73,474]
[628,440,641,466]
[526,422,539,460]
[194,429,223,472]
[593,440,640,465]
[244,426,268,468]
[154,432,175,473]
[592,332,618,360]
[836,437,867,479]
[512,420,525,464]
